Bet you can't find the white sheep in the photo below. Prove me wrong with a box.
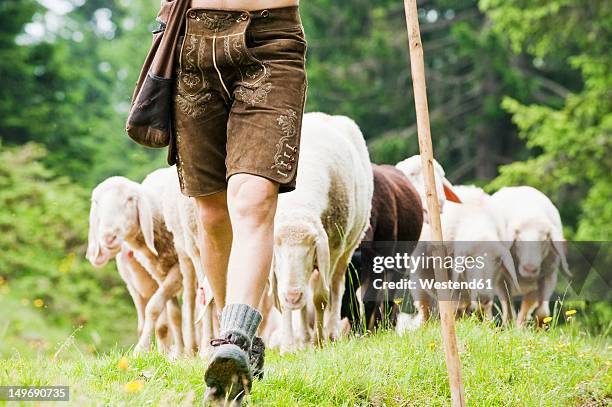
[395,183,478,333]
[86,242,171,352]
[397,186,496,333]
[444,201,520,324]
[88,175,184,356]
[489,186,571,327]
[452,185,489,206]
[395,155,461,223]
[271,112,373,353]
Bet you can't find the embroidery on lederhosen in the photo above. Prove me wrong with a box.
[199,12,235,32]
[231,37,266,83]
[235,82,272,105]
[175,128,187,191]
[176,35,213,119]
[271,110,298,177]
[224,35,272,105]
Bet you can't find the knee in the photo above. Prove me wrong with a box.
[195,195,230,235]
[227,175,278,225]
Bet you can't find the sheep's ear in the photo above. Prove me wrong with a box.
[86,200,101,264]
[315,226,331,293]
[443,182,462,204]
[137,193,158,256]
[496,243,520,290]
[550,235,572,278]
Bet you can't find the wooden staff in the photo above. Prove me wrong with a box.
[402,1,466,406]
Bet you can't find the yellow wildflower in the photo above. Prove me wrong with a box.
[59,253,76,274]
[393,298,403,305]
[33,299,44,308]
[542,316,553,324]
[118,357,129,371]
[124,380,144,393]
[565,309,577,317]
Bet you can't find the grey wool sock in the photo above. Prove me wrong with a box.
[219,303,262,350]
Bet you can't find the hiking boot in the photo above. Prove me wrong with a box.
[250,336,265,380]
[204,338,252,405]
[204,304,262,405]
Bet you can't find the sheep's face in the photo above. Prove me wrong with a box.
[89,245,120,268]
[273,223,317,310]
[511,220,552,279]
[92,179,141,253]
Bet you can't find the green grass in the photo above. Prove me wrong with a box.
[0,320,610,406]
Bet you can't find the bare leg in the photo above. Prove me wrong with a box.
[225,175,278,307]
[195,191,232,310]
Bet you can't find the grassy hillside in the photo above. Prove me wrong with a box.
[1,320,609,406]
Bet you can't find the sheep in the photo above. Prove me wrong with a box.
[489,186,571,327]
[395,155,461,223]
[271,112,373,353]
[452,185,489,206]
[155,166,207,357]
[397,185,493,333]
[88,174,184,356]
[444,201,520,324]
[86,242,171,352]
[341,164,423,332]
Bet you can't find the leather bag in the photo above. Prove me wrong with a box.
[125,0,189,149]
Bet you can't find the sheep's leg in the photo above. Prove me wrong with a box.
[131,291,147,336]
[495,280,515,327]
[116,255,147,336]
[178,253,197,356]
[134,291,169,355]
[298,306,311,347]
[415,299,431,324]
[325,254,351,341]
[482,298,494,321]
[533,271,558,328]
[279,309,295,354]
[313,300,325,347]
[134,265,183,356]
[475,297,494,321]
[155,310,171,354]
[167,297,184,358]
[199,301,215,359]
[517,297,539,328]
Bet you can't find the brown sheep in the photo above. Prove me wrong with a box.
[341,164,423,331]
